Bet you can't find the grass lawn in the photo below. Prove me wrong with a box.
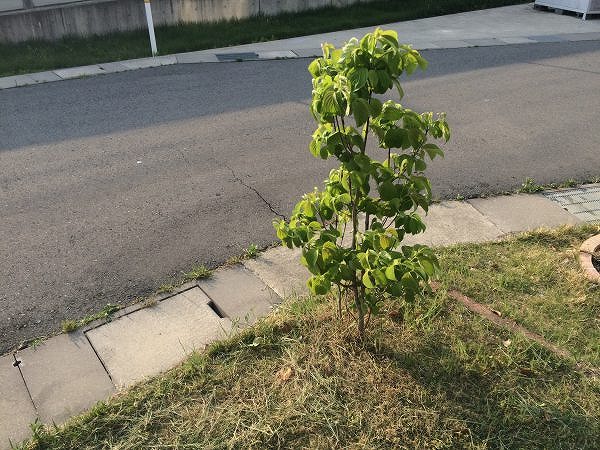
[0,0,531,77]
[438,225,600,367]
[20,225,600,449]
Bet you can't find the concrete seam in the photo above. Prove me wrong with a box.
[83,332,116,386]
[463,200,508,235]
[526,61,600,75]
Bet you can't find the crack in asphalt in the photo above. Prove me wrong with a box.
[526,61,600,76]
[223,163,288,220]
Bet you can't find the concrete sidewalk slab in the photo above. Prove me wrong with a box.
[120,56,177,70]
[499,36,538,44]
[54,65,106,79]
[175,52,219,63]
[463,38,505,46]
[0,76,17,89]
[17,333,114,424]
[292,48,322,58]
[0,355,37,447]
[527,34,568,42]
[258,50,297,59]
[199,266,280,325]
[28,71,62,83]
[402,201,504,247]
[561,32,600,40]
[431,40,472,48]
[468,194,581,233]
[120,58,163,70]
[243,247,309,298]
[98,62,130,73]
[86,287,230,388]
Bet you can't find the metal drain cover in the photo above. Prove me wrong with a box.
[544,184,600,223]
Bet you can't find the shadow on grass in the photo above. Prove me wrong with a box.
[371,326,598,448]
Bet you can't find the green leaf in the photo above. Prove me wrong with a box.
[393,79,404,99]
[379,181,396,201]
[348,67,368,91]
[308,275,331,295]
[385,264,397,281]
[368,70,379,87]
[362,271,375,289]
[420,258,435,275]
[352,98,370,127]
[372,269,388,286]
[379,234,392,249]
[423,143,444,160]
[321,89,339,115]
[308,59,321,78]
[303,248,319,272]
[384,128,407,149]
[379,30,399,48]
[369,98,383,117]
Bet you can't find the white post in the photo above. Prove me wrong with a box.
[144,0,158,56]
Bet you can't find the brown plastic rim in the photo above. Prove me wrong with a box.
[579,234,600,282]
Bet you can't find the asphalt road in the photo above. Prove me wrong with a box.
[1,40,599,353]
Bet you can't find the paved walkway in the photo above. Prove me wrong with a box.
[1,3,599,90]
[2,186,599,447]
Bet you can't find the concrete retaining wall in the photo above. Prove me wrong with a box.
[0,0,377,43]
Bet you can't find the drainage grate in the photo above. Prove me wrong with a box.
[543,184,600,223]
[215,52,259,62]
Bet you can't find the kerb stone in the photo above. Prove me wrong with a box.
[17,333,114,424]
[402,201,503,247]
[468,194,581,233]
[199,265,280,325]
[0,354,37,447]
[86,287,230,388]
[243,247,309,298]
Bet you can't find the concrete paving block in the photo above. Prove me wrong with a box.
[257,50,297,59]
[243,246,310,298]
[498,36,538,44]
[199,265,280,325]
[292,48,322,58]
[120,58,163,70]
[86,287,230,388]
[216,52,259,62]
[54,65,105,79]
[527,34,567,43]
[411,42,441,50]
[463,38,505,47]
[402,201,504,247]
[17,333,114,425]
[175,52,219,63]
[0,0,23,12]
[572,211,600,223]
[28,71,62,83]
[0,354,37,447]
[13,74,37,86]
[157,55,177,66]
[431,39,472,49]
[0,76,17,89]
[98,62,130,73]
[560,32,600,41]
[468,194,581,233]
